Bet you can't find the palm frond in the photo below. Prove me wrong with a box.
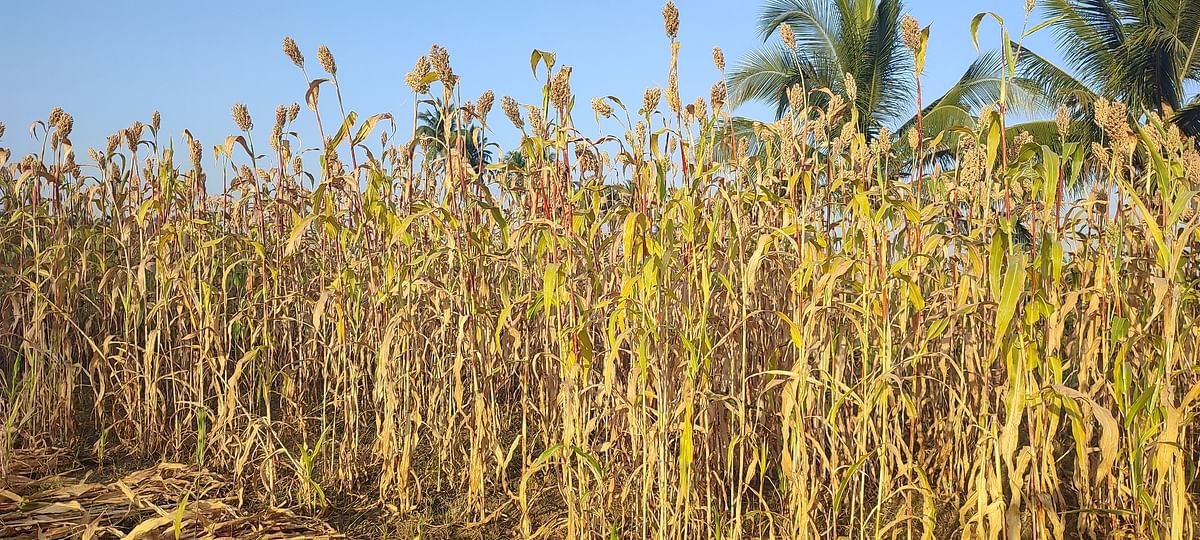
[1044,0,1196,116]
[728,45,821,118]
[758,0,844,64]
[855,0,912,129]
[1170,100,1200,137]
[733,0,912,136]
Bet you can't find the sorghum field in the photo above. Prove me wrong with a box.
[2,1,1200,538]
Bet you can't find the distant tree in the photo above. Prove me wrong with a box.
[728,0,912,138]
[1042,0,1200,136]
[729,0,1077,145]
[415,99,494,172]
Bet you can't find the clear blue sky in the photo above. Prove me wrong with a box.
[1,1,1062,179]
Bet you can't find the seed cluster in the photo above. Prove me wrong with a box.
[591,97,614,118]
[477,90,494,119]
[405,56,432,94]
[662,1,679,40]
[843,73,858,102]
[551,67,572,112]
[317,44,337,76]
[780,24,796,50]
[429,44,455,86]
[502,96,523,130]
[189,137,203,171]
[643,87,661,115]
[527,105,548,138]
[710,81,727,110]
[283,36,304,68]
[1055,104,1070,140]
[901,15,921,53]
[232,103,253,132]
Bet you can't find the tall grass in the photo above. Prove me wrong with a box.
[2,8,1199,538]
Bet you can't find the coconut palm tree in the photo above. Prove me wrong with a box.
[917,0,1200,148]
[730,0,1084,175]
[1041,0,1200,135]
[415,99,494,172]
[728,0,912,139]
[729,0,1075,149]
[734,0,1200,142]
[905,44,1084,149]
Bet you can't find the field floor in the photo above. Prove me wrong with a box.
[0,444,527,539]
[0,446,351,539]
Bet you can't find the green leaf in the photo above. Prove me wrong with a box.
[530,49,556,78]
[989,229,1005,300]
[329,111,359,151]
[969,12,1003,53]
[1117,176,1168,270]
[776,311,804,350]
[745,233,772,293]
[223,135,252,160]
[520,443,563,493]
[352,113,393,146]
[1023,15,1065,39]
[173,492,190,540]
[1110,317,1130,349]
[986,114,1002,171]
[542,262,561,319]
[833,452,875,515]
[571,446,605,482]
[1167,190,1196,229]
[305,78,329,112]
[970,13,987,52]
[1040,145,1061,205]
[286,215,317,256]
[995,252,1027,339]
[1002,29,1016,80]
[1050,239,1063,284]
[914,26,931,76]
[136,199,156,227]
[908,280,925,310]
[622,212,644,263]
